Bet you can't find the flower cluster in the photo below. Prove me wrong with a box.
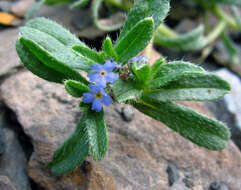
[83,60,118,112]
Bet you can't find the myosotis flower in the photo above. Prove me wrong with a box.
[83,84,113,112]
[87,60,119,87]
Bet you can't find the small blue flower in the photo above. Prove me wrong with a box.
[83,84,112,112]
[87,60,119,87]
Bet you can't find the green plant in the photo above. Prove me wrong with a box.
[18,0,231,176]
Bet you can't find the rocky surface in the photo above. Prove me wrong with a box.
[0,115,31,190]
[1,71,241,190]
[206,69,241,149]
[0,28,21,76]
[0,176,17,190]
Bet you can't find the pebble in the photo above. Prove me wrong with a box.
[209,181,229,190]
[11,0,35,17]
[0,126,6,156]
[0,1,12,12]
[121,106,135,122]
[167,163,180,186]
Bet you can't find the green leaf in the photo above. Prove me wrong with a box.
[112,79,142,102]
[154,25,208,51]
[133,100,230,150]
[72,45,105,64]
[48,111,89,176]
[64,80,89,97]
[118,0,170,42]
[16,39,72,83]
[103,37,118,60]
[149,61,205,89]
[221,31,240,65]
[19,37,89,85]
[44,0,75,5]
[26,17,85,47]
[208,0,241,6]
[92,0,125,32]
[151,57,165,77]
[70,0,89,9]
[144,72,231,101]
[115,18,154,63]
[25,0,45,19]
[131,62,151,84]
[85,109,108,161]
[20,22,92,72]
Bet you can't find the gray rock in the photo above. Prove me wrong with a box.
[121,106,135,122]
[209,181,229,190]
[11,0,35,17]
[1,71,241,190]
[0,176,17,190]
[0,110,6,156]
[0,1,12,12]
[206,69,241,149]
[0,126,31,190]
[0,28,21,77]
[167,163,180,186]
[170,180,190,190]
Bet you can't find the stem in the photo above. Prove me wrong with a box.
[211,4,238,30]
[156,23,179,38]
[206,20,227,44]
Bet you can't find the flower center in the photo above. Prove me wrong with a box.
[95,91,103,99]
[99,70,106,77]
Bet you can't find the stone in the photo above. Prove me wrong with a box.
[0,125,31,190]
[167,163,180,186]
[0,28,21,76]
[0,108,6,156]
[206,69,241,149]
[11,0,35,18]
[209,181,229,190]
[121,106,135,122]
[1,71,241,190]
[0,176,17,190]
[0,1,12,12]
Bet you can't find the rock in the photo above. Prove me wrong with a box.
[170,180,190,190]
[11,0,35,18]
[121,106,135,122]
[0,28,21,76]
[0,109,6,156]
[0,176,17,190]
[1,71,241,190]
[0,1,12,12]
[206,69,241,149]
[0,126,31,190]
[209,181,229,190]
[167,163,180,186]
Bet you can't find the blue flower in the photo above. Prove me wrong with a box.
[82,84,112,112]
[87,60,119,87]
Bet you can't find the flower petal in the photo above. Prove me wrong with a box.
[106,72,118,83]
[102,95,112,106]
[87,72,99,82]
[82,92,94,103]
[92,99,103,112]
[103,60,117,72]
[91,64,102,72]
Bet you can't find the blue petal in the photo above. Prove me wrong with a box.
[106,72,118,83]
[83,92,94,103]
[87,72,100,82]
[91,64,102,72]
[92,99,103,112]
[103,60,117,72]
[102,95,112,106]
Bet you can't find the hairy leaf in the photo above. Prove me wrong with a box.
[132,63,151,84]
[85,109,108,161]
[72,45,105,64]
[19,25,92,72]
[145,73,231,101]
[154,25,208,51]
[48,111,89,176]
[115,18,154,63]
[64,80,89,97]
[133,100,230,150]
[103,37,118,60]
[118,0,170,42]
[16,39,69,83]
[44,0,75,5]
[151,57,165,77]
[149,61,205,89]
[112,79,142,102]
